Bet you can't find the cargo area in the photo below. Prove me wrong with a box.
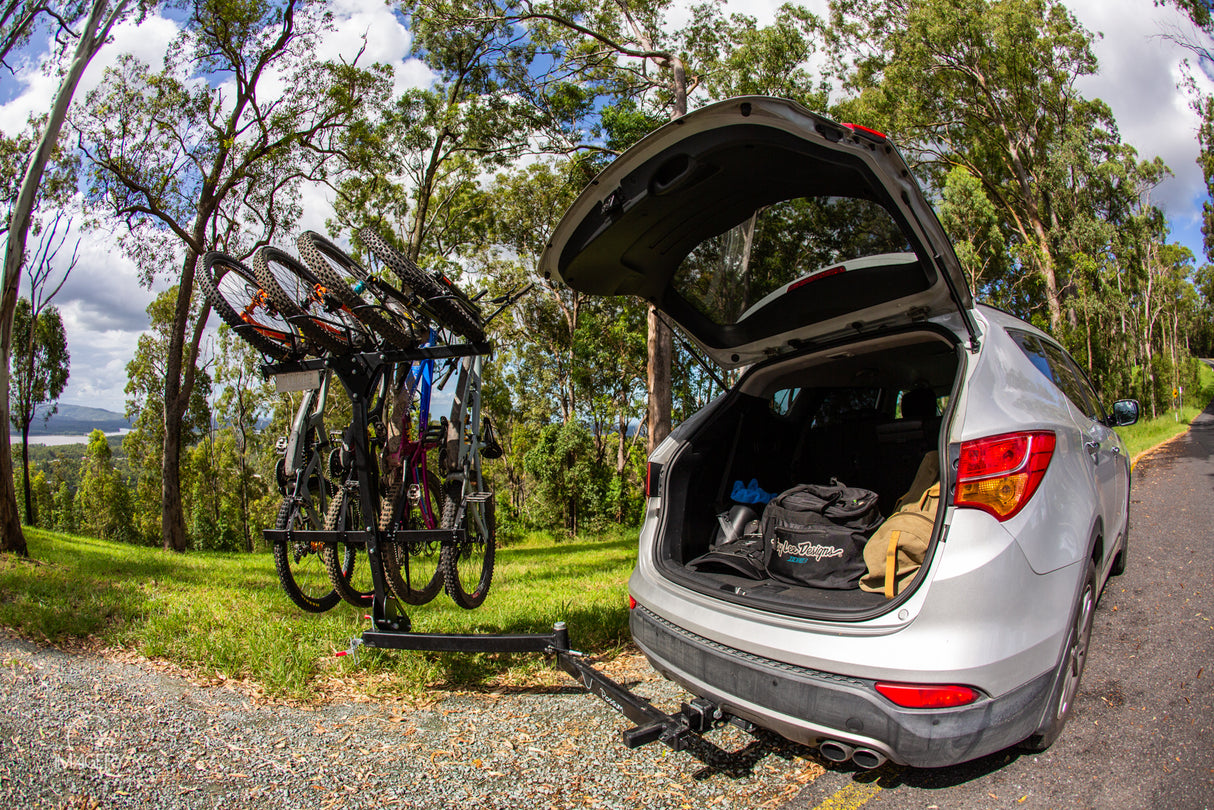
[652,329,963,619]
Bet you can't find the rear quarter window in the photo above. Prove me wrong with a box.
[1008,329,1103,421]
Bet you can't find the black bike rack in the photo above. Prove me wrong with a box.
[262,343,736,755]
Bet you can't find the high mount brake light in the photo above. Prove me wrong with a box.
[955,431,1055,521]
[842,122,888,140]
[875,682,978,708]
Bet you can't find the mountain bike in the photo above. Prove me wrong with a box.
[270,370,355,613]
[439,353,501,608]
[376,349,447,605]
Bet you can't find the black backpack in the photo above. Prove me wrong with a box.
[761,482,881,589]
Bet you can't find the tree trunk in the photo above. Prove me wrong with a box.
[646,305,672,454]
[0,0,126,555]
[161,249,210,551]
[21,422,32,525]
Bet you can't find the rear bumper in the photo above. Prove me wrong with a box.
[630,606,1053,768]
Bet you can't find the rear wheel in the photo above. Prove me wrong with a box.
[1021,558,1097,751]
[272,497,348,613]
[440,484,495,609]
[379,471,445,605]
[296,231,419,350]
[321,486,376,607]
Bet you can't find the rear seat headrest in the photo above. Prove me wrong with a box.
[901,388,937,422]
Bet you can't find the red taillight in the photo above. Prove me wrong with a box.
[875,682,978,708]
[628,595,637,610]
[954,431,1055,521]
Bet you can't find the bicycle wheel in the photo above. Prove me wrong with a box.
[440,484,495,609]
[379,470,445,605]
[321,485,376,607]
[296,231,420,350]
[199,251,300,361]
[359,227,485,343]
[272,496,349,613]
[253,245,360,355]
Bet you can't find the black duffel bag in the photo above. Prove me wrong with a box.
[761,482,881,589]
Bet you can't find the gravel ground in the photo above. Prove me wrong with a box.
[0,633,828,809]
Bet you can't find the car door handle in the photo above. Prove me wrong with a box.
[1085,440,1100,456]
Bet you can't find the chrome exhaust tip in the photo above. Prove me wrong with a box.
[851,747,888,769]
[819,740,855,763]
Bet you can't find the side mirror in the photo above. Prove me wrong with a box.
[1107,399,1140,428]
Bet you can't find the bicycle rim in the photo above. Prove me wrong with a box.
[440,485,495,609]
[321,486,375,607]
[253,245,359,355]
[297,231,419,350]
[201,251,299,360]
[272,497,344,613]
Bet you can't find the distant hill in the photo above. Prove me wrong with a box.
[13,403,132,436]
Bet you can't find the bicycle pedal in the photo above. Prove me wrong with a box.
[465,491,493,505]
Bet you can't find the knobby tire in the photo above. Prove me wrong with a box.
[359,227,485,344]
[296,231,419,351]
[439,484,495,609]
[272,497,347,613]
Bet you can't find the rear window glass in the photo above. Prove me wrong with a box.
[808,388,882,428]
[673,196,913,326]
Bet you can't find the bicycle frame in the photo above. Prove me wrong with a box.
[444,353,490,537]
[281,369,334,522]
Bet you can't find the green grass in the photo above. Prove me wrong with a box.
[1116,361,1214,460]
[0,527,638,700]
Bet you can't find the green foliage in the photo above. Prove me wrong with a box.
[0,527,636,698]
[77,430,136,543]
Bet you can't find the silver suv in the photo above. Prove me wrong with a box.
[539,97,1139,768]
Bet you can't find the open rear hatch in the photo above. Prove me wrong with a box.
[539,96,978,367]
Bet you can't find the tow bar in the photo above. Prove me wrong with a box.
[358,621,739,753]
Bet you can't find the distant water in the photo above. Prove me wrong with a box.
[13,429,130,446]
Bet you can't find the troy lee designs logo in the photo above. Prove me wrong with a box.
[774,539,845,562]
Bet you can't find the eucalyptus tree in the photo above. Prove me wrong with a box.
[826,0,1125,333]
[1,0,134,555]
[75,0,387,550]
[331,6,542,268]
[9,298,68,525]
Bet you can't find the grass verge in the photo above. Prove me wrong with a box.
[1116,361,1214,460]
[0,527,637,701]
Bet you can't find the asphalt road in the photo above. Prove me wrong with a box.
[780,401,1214,810]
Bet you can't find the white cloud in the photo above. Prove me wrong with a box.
[1070,0,1210,237]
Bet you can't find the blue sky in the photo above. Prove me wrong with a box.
[2,0,1211,415]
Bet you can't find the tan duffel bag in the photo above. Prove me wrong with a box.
[860,453,941,597]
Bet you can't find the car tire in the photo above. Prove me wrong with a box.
[1020,557,1098,752]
